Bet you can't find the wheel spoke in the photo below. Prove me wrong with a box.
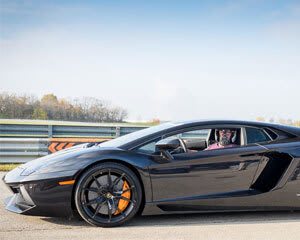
[92,199,107,218]
[122,186,134,194]
[107,200,112,222]
[83,187,98,193]
[112,173,125,189]
[92,203,101,218]
[116,206,125,217]
[107,169,112,188]
[92,175,102,190]
[84,198,98,206]
[114,186,135,195]
[118,196,135,204]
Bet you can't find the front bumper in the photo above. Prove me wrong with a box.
[4,183,35,214]
[2,167,77,217]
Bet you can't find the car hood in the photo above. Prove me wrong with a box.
[3,143,131,184]
[17,143,121,176]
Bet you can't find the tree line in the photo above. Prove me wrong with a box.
[256,116,300,127]
[0,93,128,122]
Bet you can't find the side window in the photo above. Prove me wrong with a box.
[246,127,271,144]
[264,128,278,140]
[181,129,210,141]
[134,138,160,155]
[134,129,210,155]
[167,129,210,152]
[167,129,209,141]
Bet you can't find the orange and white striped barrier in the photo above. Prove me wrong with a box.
[47,138,112,153]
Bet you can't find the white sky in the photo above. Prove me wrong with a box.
[1,1,300,122]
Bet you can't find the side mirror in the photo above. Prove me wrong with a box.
[155,138,180,151]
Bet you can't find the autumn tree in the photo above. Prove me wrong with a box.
[32,108,48,120]
[256,116,265,122]
[0,92,128,122]
[0,93,37,119]
[279,118,286,125]
[40,94,60,120]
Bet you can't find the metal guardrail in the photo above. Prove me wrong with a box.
[0,123,146,138]
[0,138,48,163]
[0,120,150,163]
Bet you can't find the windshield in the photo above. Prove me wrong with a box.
[99,122,181,148]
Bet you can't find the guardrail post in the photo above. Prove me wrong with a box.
[48,125,53,138]
[116,126,120,137]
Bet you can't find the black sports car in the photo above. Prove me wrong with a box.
[3,120,300,227]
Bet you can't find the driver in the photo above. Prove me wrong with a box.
[205,129,237,150]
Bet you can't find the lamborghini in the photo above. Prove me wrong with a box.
[3,120,300,227]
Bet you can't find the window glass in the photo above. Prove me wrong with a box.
[100,122,182,148]
[134,138,160,154]
[181,129,210,141]
[167,129,209,141]
[264,128,278,140]
[166,129,210,153]
[246,127,271,144]
[134,129,210,155]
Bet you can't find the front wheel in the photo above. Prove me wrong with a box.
[74,162,142,227]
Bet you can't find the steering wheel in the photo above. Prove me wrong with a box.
[178,138,187,153]
[168,138,187,154]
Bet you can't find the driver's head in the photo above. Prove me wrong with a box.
[217,129,235,146]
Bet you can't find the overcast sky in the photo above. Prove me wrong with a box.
[1,0,300,122]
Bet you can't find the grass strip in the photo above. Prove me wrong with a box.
[0,163,22,172]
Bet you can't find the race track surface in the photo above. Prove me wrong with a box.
[1,172,300,240]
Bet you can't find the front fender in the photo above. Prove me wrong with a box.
[71,149,153,204]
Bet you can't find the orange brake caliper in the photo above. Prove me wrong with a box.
[114,180,131,215]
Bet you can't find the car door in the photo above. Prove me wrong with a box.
[148,126,267,207]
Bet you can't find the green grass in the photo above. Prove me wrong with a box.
[0,164,22,172]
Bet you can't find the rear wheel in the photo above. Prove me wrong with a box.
[75,162,142,227]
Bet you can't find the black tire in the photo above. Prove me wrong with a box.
[74,162,142,227]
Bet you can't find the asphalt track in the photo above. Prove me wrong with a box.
[1,172,300,240]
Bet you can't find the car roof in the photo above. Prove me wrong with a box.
[171,119,300,137]
[120,119,300,149]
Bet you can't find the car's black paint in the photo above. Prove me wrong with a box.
[149,145,265,201]
[3,120,300,219]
